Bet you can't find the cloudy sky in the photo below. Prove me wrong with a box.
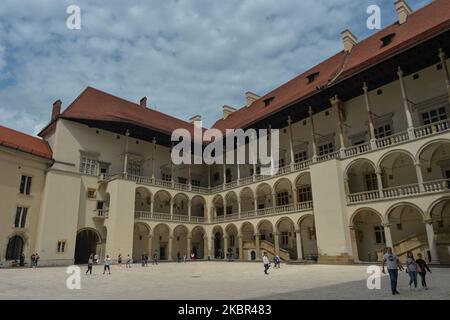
[0,0,430,135]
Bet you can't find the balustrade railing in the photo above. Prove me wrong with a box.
[375,131,409,148]
[343,142,371,158]
[414,119,450,138]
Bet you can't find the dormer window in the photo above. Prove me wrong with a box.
[263,97,274,107]
[307,72,320,84]
[380,33,396,47]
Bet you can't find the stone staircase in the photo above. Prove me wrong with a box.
[242,240,291,261]
[376,233,428,262]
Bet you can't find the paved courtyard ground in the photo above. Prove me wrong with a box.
[0,262,449,300]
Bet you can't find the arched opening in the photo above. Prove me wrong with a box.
[241,222,256,261]
[429,198,450,263]
[295,173,313,204]
[379,151,417,188]
[5,235,24,261]
[133,223,151,261]
[74,229,100,264]
[225,192,238,216]
[225,224,239,259]
[388,204,427,262]
[191,196,206,217]
[135,187,152,212]
[351,210,384,262]
[257,220,274,245]
[298,215,319,261]
[346,159,378,194]
[173,193,189,216]
[212,195,224,218]
[418,141,450,186]
[173,225,189,260]
[153,224,171,260]
[276,217,296,260]
[239,188,255,213]
[153,191,171,214]
[191,226,206,259]
[256,183,273,209]
[274,178,293,206]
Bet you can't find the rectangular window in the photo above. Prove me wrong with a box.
[226,206,233,215]
[213,172,220,182]
[96,201,105,210]
[308,227,316,241]
[365,173,378,191]
[57,240,67,253]
[191,180,201,187]
[318,142,334,156]
[281,231,289,246]
[297,186,312,203]
[127,161,141,176]
[14,207,28,228]
[80,157,98,175]
[294,151,308,163]
[374,124,392,139]
[276,191,289,206]
[162,173,172,181]
[178,177,188,184]
[87,188,96,199]
[374,226,386,244]
[19,175,32,195]
[421,107,447,125]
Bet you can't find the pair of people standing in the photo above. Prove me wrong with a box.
[382,248,432,295]
[30,253,40,268]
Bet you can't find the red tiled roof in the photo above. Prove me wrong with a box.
[60,87,206,137]
[213,0,450,131]
[0,125,52,160]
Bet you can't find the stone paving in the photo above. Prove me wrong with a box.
[0,262,449,300]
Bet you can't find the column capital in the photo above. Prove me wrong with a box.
[254,233,261,237]
[397,66,403,77]
[329,95,340,106]
[362,82,369,92]
[308,106,314,116]
[287,116,292,125]
[295,229,301,234]
[382,223,392,228]
[423,219,433,225]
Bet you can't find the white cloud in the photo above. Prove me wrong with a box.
[0,0,432,135]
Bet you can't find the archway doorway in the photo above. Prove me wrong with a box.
[5,235,24,261]
[75,229,100,264]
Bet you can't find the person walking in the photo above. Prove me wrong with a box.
[177,252,181,263]
[126,254,132,268]
[94,253,99,265]
[118,254,122,268]
[103,255,111,275]
[19,253,25,267]
[141,253,146,267]
[152,251,158,265]
[34,253,40,268]
[30,253,35,268]
[191,252,195,262]
[263,252,270,275]
[415,253,431,290]
[405,251,418,290]
[183,254,187,263]
[86,254,94,275]
[382,247,403,295]
[144,254,148,266]
[275,255,281,268]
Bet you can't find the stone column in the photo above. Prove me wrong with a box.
[254,199,258,213]
[150,193,155,217]
[295,229,303,261]
[168,236,173,261]
[123,129,130,176]
[274,232,280,255]
[308,106,318,161]
[330,95,346,155]
[272,193,277,208]
[349,227,360,263]
[238,235,244,260]
[188,198,192,221]
[363,82,377,148]
[293,187,298,205]
[209,236,214,259]
[438,48,450,102]
[203,236,209,260]
[237,164,241,185]
[287,116,295,167]
[415,162,425,192]
[424,220,440,263]
[207,165,211,189]
[151,137,156,180]
[170,143,175,187]
[188,164,192,190]
[170,198,174,218]
[397,67,415,139]
[187,236,192,257]
[376,170,384,198]
[383,223,393,249]
[255,233,261,261]
[147,236,153,256]
[223,236,228,259]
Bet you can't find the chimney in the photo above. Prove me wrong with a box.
[189,115,202,128]
[52,99,62,121]
[139,96,147,108]
[395,0,412,25]
[245,91,260,107]
[223,105,237,120]
[341,29,358,52]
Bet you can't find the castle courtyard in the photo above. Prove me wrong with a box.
[1,262,449,300]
